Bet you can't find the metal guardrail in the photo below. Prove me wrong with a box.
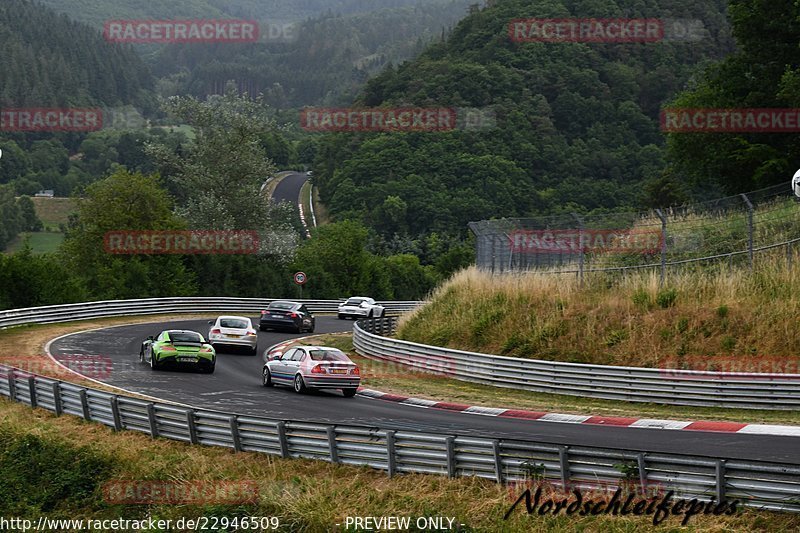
[354,318,800,410]
[1,362,798,513]
[0,298,421,329]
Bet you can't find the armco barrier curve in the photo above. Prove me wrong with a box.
[0,297,421,329]
[0,298,798,513]
[353,318,800,410]
[0,362,799,513]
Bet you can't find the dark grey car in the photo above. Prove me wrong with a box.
[259,301,315,333]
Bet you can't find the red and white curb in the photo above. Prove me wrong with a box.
[356,388,800,437]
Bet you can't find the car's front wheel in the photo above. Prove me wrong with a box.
[342,388,357,398]
[293,374,307,394]
[262,367,273,387]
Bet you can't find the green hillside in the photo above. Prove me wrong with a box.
[311,0,735,242]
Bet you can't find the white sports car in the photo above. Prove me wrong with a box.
[337,297,385,320]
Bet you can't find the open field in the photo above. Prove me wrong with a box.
[30,196,76,231]
[5,232,64,254]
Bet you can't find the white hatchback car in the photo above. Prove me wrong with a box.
[337,297,385,320]
[207,316,259,355]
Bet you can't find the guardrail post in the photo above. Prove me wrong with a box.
[492,440,504,484]
[386,430,397,478]
[229,416,242,452]
[571,213,585,286]
[110,396,122,431]
[276,421,290,459]
[186,409,198,444]
[655,209,667,287]
[715,460,726,502]
[741,194,754,270]
[445,436,456,478]
[637,453,648,495]
[327,426,339,464]
[146,403,158,438]
[7,371,16,401]
[27,376,37,409]
[558,446,570,491]
[79,390,90,421]
[52,382,62,416]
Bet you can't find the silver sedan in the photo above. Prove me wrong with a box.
[207,316,259,355]
[262,346,361,397]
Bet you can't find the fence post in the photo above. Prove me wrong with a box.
[445,436,456,478]
[110,396,122,431]
[229,416,242,452]
[386,430,397,478]
[571,214,585,286]
[146,403,158,438]
[491,234,497,275]
[186,409,198,444]
[27,376,37,409]
[276,421,290,459]
[327,426,339,464]
[79,389,90,421]
[715,460,727,502]
[52,382,62,416]
[741,194,754,270]
[493,440,504,484]
[7,371,16,401]
[559,446,570,490]
[655,209,667,287]
[636,453,648,495]
[788,242,793,271]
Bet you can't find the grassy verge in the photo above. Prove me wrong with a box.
[1,396,798,531]
[5,231,64,254]
[301,334,800,426]
[397,263,800,372]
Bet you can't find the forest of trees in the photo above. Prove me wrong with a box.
[3,0,800,309]
[311,0,737,245]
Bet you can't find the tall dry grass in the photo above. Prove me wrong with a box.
[399,257,800,369]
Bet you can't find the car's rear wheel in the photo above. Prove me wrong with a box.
[293,374,306,394]
[338,314,345,320]
[342,388,357,398]
[262,367,273,387]
[250,345,258,356]
[149,353,159,370]
[259,325,267,332]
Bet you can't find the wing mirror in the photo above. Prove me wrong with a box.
[207,320,213,325]
[147,335,155,341]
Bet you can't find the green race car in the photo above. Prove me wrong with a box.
[139,330,216,374]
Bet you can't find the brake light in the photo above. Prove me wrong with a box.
[211,329,221,335]
[289,312,298,318]
[200,346,213,353]
[162,346,176,351]
[350,366,360,375]
[261,310,267,315]
[311,365,326,374]
[247,330,257,336]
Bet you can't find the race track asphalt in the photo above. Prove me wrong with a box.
[48,317,800,463]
